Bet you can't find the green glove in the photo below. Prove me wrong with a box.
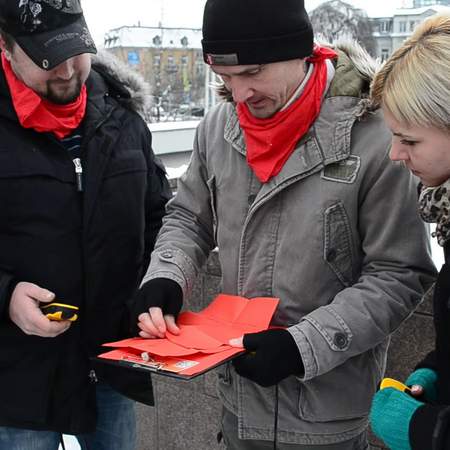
[405,368,438,403]
[370,387,424,450]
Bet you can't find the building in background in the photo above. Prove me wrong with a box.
[413,0,449,6]
[308,0,450,63]
[104,26,207,121]
[104,3,450,122]
[371,4,450,61]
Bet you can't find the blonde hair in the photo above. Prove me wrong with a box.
[371,12,450,132]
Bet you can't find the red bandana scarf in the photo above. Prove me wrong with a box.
[1,53,87,139]
[237,46,338,183]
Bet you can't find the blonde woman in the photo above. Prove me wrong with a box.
[369,12,450,450]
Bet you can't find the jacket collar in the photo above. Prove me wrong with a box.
[224,95,361,175]
[226,95,364,213]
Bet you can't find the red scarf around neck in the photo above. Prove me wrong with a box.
[237,46,338,183]
[1,53,87,139]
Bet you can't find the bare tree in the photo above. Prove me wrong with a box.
[310,0,376,56]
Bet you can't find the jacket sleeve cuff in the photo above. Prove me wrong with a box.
[288,323,318,381]
[287,305,353,380]
[141,248,197,299]
[409,404,450,450]
[0,272,17,320]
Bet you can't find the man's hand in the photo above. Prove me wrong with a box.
[9,282,71,337]
[229,329,304,387]
[135,278,183,339]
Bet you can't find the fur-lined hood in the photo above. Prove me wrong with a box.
[215,40,379,108]
[330,39,379,91]
[91,50,151,116]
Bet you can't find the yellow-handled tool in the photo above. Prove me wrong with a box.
[380,377,412,394]
[40,302,79,322]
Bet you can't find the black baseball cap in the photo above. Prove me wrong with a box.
[0,0,97,71]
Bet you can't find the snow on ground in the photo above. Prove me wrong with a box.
[59,435,79,450]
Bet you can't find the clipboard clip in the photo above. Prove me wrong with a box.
[120,352,165,371]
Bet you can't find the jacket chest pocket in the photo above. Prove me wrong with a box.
[97,150,147,233]
[0,148,74,223]
[323,201,354,286]
[207,175,218,245]
[102,149,147,179]
[0,145,73,178]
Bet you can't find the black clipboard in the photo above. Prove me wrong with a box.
[92,349,245,381]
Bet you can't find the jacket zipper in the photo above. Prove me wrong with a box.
[89,369,98,383]
[73,158,83,192]
[78,105,118,380]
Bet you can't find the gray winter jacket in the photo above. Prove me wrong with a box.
[143,43,436,445]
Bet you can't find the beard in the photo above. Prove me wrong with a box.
[44,75,83,105]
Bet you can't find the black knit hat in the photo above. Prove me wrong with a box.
[0,0,96,71]
[202,0,314,66]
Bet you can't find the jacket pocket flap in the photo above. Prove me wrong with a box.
[103,149,146,178]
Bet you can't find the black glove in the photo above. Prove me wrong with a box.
[232,329,304,387]
[129,278,183,335]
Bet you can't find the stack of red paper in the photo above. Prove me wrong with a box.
[98,294,279,378]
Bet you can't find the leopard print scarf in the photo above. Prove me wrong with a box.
[418,179,450,246]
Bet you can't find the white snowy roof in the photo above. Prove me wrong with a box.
[104,26,202,49]
[371,4,450,18]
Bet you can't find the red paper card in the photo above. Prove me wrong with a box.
[96,294,279,379]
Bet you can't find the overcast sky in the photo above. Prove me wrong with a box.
[82,0,410,47]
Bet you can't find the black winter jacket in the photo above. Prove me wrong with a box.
[0,52,171,433]
[410,242,450,449]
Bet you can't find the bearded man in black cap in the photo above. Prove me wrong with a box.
[0,1,171,449]
[133,0,436,448]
